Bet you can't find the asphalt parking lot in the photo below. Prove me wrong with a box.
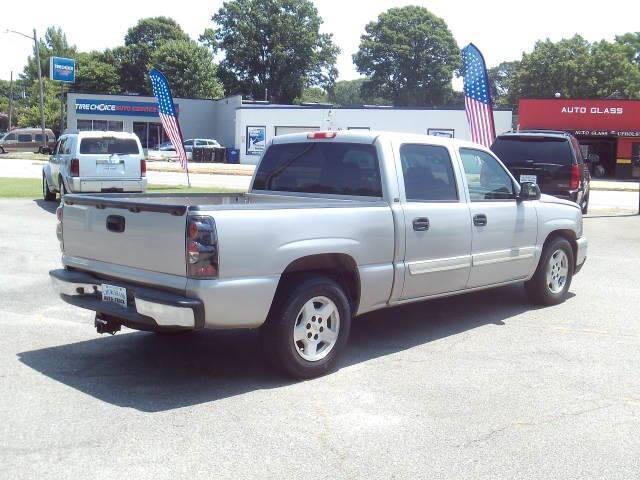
[1,198,639,479]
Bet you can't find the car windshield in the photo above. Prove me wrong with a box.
[79,138,140,155]
[491,137,573,165]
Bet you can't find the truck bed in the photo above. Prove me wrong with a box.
[60,192,393,286]
[63,192,385,214]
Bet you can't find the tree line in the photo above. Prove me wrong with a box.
[2,0,640,134]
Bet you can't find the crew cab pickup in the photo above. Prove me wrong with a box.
[50,131,587,379]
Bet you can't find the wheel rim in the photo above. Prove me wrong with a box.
[293,296,340,362]
[546,249,569,294]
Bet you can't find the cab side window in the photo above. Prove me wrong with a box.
[400,144,458,202]
[460,148,515,201]
[4,133,16,141]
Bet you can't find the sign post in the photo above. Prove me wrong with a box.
[49,56,75,137]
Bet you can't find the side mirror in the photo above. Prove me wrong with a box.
[518,182,541,201]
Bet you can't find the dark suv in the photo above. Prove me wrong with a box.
[491,130,591,214]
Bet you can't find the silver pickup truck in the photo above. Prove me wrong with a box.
[50,131,587,379]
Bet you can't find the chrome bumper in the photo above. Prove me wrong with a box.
[49,269,202,330]
[69,177,147,193]
[575,236,588,273]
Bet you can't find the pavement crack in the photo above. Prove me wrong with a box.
[454,403,614,449]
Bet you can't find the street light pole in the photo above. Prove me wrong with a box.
[33,29,47,151]
[6,29,47,151]
[8,71,13,131]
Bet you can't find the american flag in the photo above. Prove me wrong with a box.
[462,44,496,148]
[149,68,188,170]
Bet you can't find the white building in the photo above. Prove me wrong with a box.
[66,92,513,164]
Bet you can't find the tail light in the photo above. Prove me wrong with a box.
[570,164,580,190]
[186,216,218,278]
[140,159,146,177]
[308,131,337,139]
[55,206,63,251]
[70,158,79,177]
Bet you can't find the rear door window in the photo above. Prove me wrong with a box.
[491,137,573,165]
[400,144,458,201]
[18,134,32,142]
[253,142,382,197]
[79,138,140,155]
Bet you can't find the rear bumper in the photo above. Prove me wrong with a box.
[69,177,147,193]
[575,236,588,274]
[49,268,203,331]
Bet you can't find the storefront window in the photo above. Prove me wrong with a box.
[133,121,167,149]
[108,121,124,132]
[92,120,108,131]
[148,123,162,149]
[77,120,92,131]
[133,122,148,148]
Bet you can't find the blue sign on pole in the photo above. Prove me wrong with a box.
[49,57,75,83]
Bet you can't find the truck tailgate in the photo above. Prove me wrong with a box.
[62,196,187,277]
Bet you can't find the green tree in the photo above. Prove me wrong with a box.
[327,78,389,106]
[511,35,640,99]
[17,79,62,134]
[121,17,190,94]
[150,40,224,98]
[488,61,519,106]
[586,40,640,98]
[511,36,592,99]
[207,0,339,104]
[74,51,121,94]
[353,6,460,107]
[295,87,328,104]
[616,32,640,64]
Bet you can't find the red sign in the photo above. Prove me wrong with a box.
[519,99,640,135]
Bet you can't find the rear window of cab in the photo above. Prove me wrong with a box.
[79,138,140,155]
[491,137,573,165]
[253,142,383,197]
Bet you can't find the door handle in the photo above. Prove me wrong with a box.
[473,214,487,227]
[106,215,126,233]
[412,217,430,231]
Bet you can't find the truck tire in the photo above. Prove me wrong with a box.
[581,194,589,215]
[261,276,352,379]
[59,176,67,200]
[43,173,56,201]
[525,237,574,306]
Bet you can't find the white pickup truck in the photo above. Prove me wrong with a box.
[50,131,587,379]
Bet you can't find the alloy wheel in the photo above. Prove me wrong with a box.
[293,296,340,362]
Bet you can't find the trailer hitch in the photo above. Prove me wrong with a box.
[95,314,121,335]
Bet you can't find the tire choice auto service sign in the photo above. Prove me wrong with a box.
[518,99,640,137]
[74,99,179,117]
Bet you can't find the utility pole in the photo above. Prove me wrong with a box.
[6,29,47,151]
[59,82,64,134]
[8,71,13,131]
[33,28,47,151]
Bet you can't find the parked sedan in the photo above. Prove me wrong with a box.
[148,139,222,161]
